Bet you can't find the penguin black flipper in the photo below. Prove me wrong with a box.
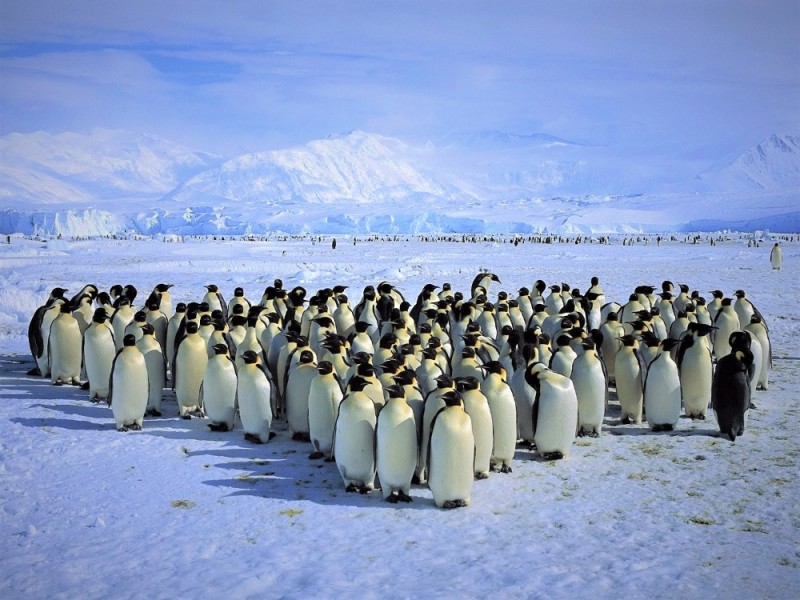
[107,347,124,407]
[28,306,47,361]
[426,406,449,483]
[676,334,694,372]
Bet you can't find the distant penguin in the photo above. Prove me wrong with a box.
[48,303,82,385]
[479,361,516,473]
[457,376,493,480]
[376,384,418,502]
[712,346,754,442]
[334,376,377,493]
[615,335,645,424]
[571,338,608,437]
[173,321,208,418]
[677,323,714,420]
[770,242,782,270]
[428,390,474,509]
[285,349,317,441]
[643,339,682,431]
[526,363,578,460]
[83,308,116,401]
[109,334,149,432]
[237,350,273,443]
[745,315,771,391]
[308,360,344,459]
[202,343,238,432]
[136,324,166,417]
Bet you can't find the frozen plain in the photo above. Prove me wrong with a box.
[0,233,798,599]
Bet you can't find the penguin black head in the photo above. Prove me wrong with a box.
[92,308,109,322]
[478,361,504,376]
[662,280,673,292]
[379,333,398,349]
[679,284,689,293]
[123,334,137,347]
[110,284,123,298]
[428,337,442,350]
[234,287,245,297]
[721,298,733,307]
[155,283,173,293]
[435,374,453,388]
[461,346,476,359]
[660,291,673,300]
[316,360,333,375]
[729,330,751,351]
[710,290,724,299]
[232,304,245,316]
[660,338,680,352]
[356,362,375,378]
[59,302,72,314]
[141,323,155,336]
[348,375,372,393]
[619,334,637,347]
[695,323,716,336]
[273,278,283,290]
[384,383,405,399]
[200,314,213,326]
[230,315,247,328]
[556,334,572,347]
[134,311,146,322]
[122,285,137,302]
[535,280,547,293]
[212,343,229,355]
[393,369,416,386]
[440,390,463,407]
[206,284,219,293]
[241,350,259,364]
[185,322,199,334]
[299,350,315,364]
[352,351,372,365]
[421,347,437,361]
[354,321,372,333]
[455,376,480,392]
[581,338,596,351]
[265,312,281,324]
[175,303,187,313]
[749,314,762,324]
[199,302,210,313]
[734,290,746,299]
[147,300,160,311]
[591,276,600,286]
[518,286,530,296]
[213,320,226,331]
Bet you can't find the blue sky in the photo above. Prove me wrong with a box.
[1,0,797,160]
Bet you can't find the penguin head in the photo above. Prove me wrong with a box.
[379,333,398,349]
[456,376,480,392]
[232,304,245,316]
[619,334,638,348]
[356,362,375,378]
[662,280,674,293]
[679,284,689,293]
[185,322,199,335]
[478,361,504,377]
[581,338,596,352]
[435,374,453,389]
[175,302,187,313]
[199,302,211,313]
[123,334,137,347]
[316,360,333,375]
[141,323,155,336]
[591,276,600,286]
[729,330,751,351]
[155,283,173,293]
[523,362,549,389]
[273,278,283,290]
[384,384,405,399]
[440,390,463,407]
[299,350,315,364]
[660,338,680,352]
[134,311,147,323]
[556,334,572,348]
[721,298,733,307]
[234,287,245,297]
[749,314,762,325]
[241,350,259,364]
[348,375,372,393]
[92,308,109,323]
[393,369,416,386]
[147,300,160,311]
[355,321,372,333]
[734,290,746,299]
[461,346,476,359]
[695,323,716,336]
[212,343,229,356]
[352,351,372,365]
[200,314,213,326]
[205,284,219,293]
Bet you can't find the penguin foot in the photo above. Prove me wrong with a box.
[543,452,564,461]
[577,430,587,438]
[411,474,421,485]
[358,485,372,495]
[345,483,358,493]
[269,431,277,440]
[324,455,335,463]
[129,423,142,431]
[515,440,533,449]
[291,432,311,442]
[499,464,512,474]
[53,381,63,387]
[442,499,467,509]
[728,432,736,442]
[26,367,41,377]
[620,416,631,425]
[590,431,600,438]
[80,381,90,390]
[398,491,413,503]
[386,493,400,504]
[181,414,192,420]
[475,472,489,480]
[70,380,81,386]
[147,409,162,417]
[90,397,104,404]
[244,433,264,444]
[308,451,324,460]
[207,422,230,432]
[749,402,758,410]
[116,426,128,432]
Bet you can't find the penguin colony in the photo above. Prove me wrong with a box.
[27,274,772,508]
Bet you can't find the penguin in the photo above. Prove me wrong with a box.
[509,343,539,446]
[417,374,454,483]
[526,363,578,460]
[149,283,174,319]
[427,389,474,509]
[733,290,763,329]
[712,345,753,442]
[203,284,227,321]
[108,334,149,432]
[478,361,516,473]
[136,324,166,417]
[144,300,168,351]
[173,321,208,418]
[202,343,238,432]
[333,294,356,339]
[237,350,273,444]
[393,368,425,444]
[285,349,317,441]
[124,310,147,345]
[745,315,771,391]
[376,384,418,502]
[48,302,82,385]
[643,338,682,431]
[570,338,608,437]
[334,376,377,493]
[227,287,251,319]
[110,298,136,351]
[470,272,500,300]
[165,302,186,375]
[457,376,493,480]
[770,242,782,270]
[713,298,741,360]
[615,334,645,424]
[349,321,376,356]
[71,293,94,335]
[677,323,715,420]
[549,334,578,378]
[27,287,68,376]
[83,308,116,401]
[308,360,344,459]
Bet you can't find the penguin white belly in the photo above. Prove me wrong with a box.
[615,352,643,423]
[286,367,316,436]
[463,394,493,477]
[334,397,377,490]
[238,367,272,443]
[747,336,763,393]
[417,394,446,482]
[111,353,149,430]
[308,379,342,455]
[680,346,712,419]
[376,400,417,499]
[644,359,681,429]
[511,370,536,443]
[49,318,82,384]
[534,379,578,458]
[137,339,165,414]
[175,339,208,416]
[429,410,474,508]
[571,360,606,436]
[84,326,116,400]
[202,357,237,430]
[37,306,60,376]
[487,390,516,470]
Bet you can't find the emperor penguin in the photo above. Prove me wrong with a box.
[478,361,516,473]
[599,313,624,383]
[677,323,715,420]
[707,290,724,323]
[150,283,174,319]
[712,344,754,442]
[549,334,578,378]
[334,376,377,493]
[643,338,682,431]
[136,324,166,417]
[526,363,578,460]
[124,311,147,345]
[471,272,500,301]
[615,335,645,424]
[48,302,82,385]
[83,308,116,401]
[428,390,474,509]
[349,321,376,356]
[745,315,771,390]
[733,290,759,327]
[713,298,740,360]
[27,287,67,376]
[202,343,238,432]
[173,321,208,418]
[165,302,186,374]
[333,294,356,339]
[308,360,344,459]
[770,242,782,270]
[544,285,564,316]
[376,384,418,502]
[417,374,455,483]
[108,334,149,432]
[227,287,251,319]
[570,338,608,437]
[144,300,168,351]
[72,293,94,335]
[203,284,227,321]
[237,350,273,444]
[457,376,493,480]
[285,349,317,441]
[111,298,136,351]
[510,343,539,446]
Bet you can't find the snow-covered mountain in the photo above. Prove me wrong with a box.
[697,134,800,190]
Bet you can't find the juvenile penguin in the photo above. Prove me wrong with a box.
[677,323,715,420]
[173,321,208,418]
[334,376,377,493]
[570,339,608,437]
[527,363,578,460]
[712,345,753,441]
[457,376,493,480]
[308,360,344,459]
[615,335,645,424]
[428,390,474,508]
[643,338,682,431]
[285,349,317,441]
[83,308,116,401]
[48,302,82,385]
[479,361,516,473]
[202,343,238,432]
[376,384,418,502]
[108,334,149,431]
[237,350,273,443]
[136,324,166,417]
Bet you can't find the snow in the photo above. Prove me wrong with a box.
[1,234,798,598]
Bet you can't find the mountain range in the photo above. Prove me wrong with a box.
[0,129,798,236]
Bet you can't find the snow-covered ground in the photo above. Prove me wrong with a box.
[1,234,798,599]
